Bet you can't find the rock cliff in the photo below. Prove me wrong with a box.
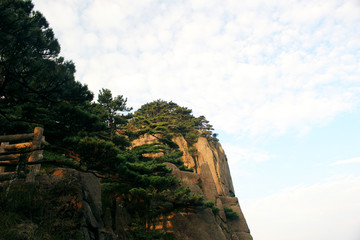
[132,134,253,240]
[0,167,117,240]
[0,134,252,240]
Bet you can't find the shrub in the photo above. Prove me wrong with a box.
[204,200,214,208]
[224,207,239,220]
[0,177,83,240]
[212,206,220,215]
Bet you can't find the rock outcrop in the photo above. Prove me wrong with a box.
[132,135,253,240]
[1,133,251,240]
[40,168,117,240]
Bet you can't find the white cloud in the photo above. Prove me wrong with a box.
[32,0,360,138]
[222,143,271,164]
[82,32,99,47]
[330,157,360,166]
[29,1,360,239]
[244,176,360,240]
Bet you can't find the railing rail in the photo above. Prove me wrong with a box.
[0,127,44,182]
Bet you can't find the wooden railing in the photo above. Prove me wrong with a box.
[0,127,44,182]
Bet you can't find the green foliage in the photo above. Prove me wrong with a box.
[204,200,215,208]
[112,134,131,149]
[203,200,219,215]
[212,206,220,215]
[0,0,102,144]
[0,2,219,238]
[129,100,218,144]
[169,187,204,207]
[178,165,194,172]
[0,179,83,240]
[123,186,203,219]
[42,151,75,166]
[92,88,132,140]
[224,207,240,220]
[0,211,25,240]
[64,136,122,171]
[155,149,192,172]
[188,145,198,158]
[128,223,176,240]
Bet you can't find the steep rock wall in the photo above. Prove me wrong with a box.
[173,136,235,197]
[50,168,117,240]
[132,135,252,240]
[1,168,117,240]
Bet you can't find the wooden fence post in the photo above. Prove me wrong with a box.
[26,127,44,183]
[0,142,8,173]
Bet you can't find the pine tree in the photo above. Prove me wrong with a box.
[0,0,101,143]
[94,88,132,141]
[129,100,218,144]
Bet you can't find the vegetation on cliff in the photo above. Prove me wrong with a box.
[0,176,83,239]
[128,100,218,144]
[0,1,221,239]
[0,0,99,145]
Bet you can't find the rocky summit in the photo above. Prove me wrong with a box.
[0,2,253,237]
[131,134,253,240]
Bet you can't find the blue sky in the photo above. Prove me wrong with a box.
[226,107,360,198]
[32,0,360,239]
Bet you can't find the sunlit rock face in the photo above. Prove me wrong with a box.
[132,135,253,240]
[50,168,115,240]
[0,168,117,240]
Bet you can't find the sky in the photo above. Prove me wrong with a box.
[32,0,360,239]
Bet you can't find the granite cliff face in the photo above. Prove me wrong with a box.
[132,134,253,240]
[0,134,251,240]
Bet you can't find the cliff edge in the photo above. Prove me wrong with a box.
[132,134,253,240]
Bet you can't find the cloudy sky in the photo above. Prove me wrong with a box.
[32,0,360,239]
